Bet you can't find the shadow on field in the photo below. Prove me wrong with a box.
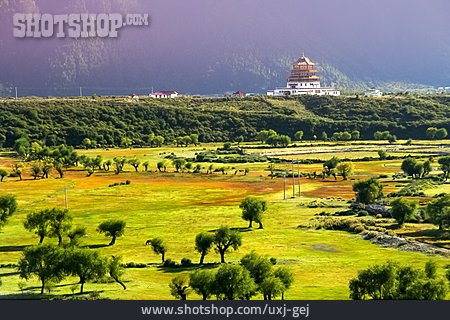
[207,227,253,233]
[0,271,20,277]
[83,244,110,249]
[0,245,29,252]
[157,263,220,274]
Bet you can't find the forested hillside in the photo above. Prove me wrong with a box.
[0,95,449,148]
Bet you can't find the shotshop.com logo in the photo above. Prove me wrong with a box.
[13,13,149,38]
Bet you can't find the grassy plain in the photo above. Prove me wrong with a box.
[0,141,449,300]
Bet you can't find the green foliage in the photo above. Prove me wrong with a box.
[195,232,215,264]
[336,162,354,180]
[189,270,215,300]
[0,194,17,230]
[274,267,294,300]
[169,274,191,300]
[68,226,87,246]
[0,168,9,181]
[390,198,418,227]
[353,177,384,205]
[214,264,257,300]
[438,156,450,180]
[260,276,284,300]
[108,256,127,290]
[18,245,66,294]
[294,130,304,141]
[23,208,72,245]
[149,238,168,263]
[97,220,126,246]
[64,248,108,293]
[426,194,450,230]
[214,226,242,263]
[240,252,273,286]
[240,197,268,229]
[0,96,449,148]
[349,261,448,300]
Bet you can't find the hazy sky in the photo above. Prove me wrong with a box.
[1,0,450,95]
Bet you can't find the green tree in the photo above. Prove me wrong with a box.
[426,127,438,139]
[323,156,340,175]
[48,208,73,246]
[426,194,450,230]
[274,267,294,300]
[351,130,361,140]
[436,128,448,139]
[0,195,17,231]
[157,160,167,172]
[109,255,127,290]
[142,161,149,172]
[128,158,141,172]
[438,157,450,180]
[65,248,107,293]
[214,264,256,300]
[189,270,215,300]
[148,238,167,263]
[353,177,384,205]
[257,130,277,144]
[195,232,215,264]
[172,158,186,172]
[0,169,9,182]
[121,137,132,148]
[240,197,267,229]
[240,252,273,286]
[349,261,448,300]
[189,134,199,146]
[18,245,66,294]
[97,220,126,246]
[113,157,126,174]
[401,158,418,178]
[260,276,284,300]
[320,131,328,141]
[214,226,242,263]
[294,131,304,141]
[336,162,354,180]
[170,274,190,300]
[82,138,92,149]
[30,162,43,180]
[390,198,418,227]
[24,210,52,244]
[378,150,387,160]
[68,226,87,246]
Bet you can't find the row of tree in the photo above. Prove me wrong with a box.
[18,245,126,294]
[169,252,293,300]
[349,261,448,300]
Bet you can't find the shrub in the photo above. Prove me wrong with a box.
[180,258,193,267]
[270,257,277,265]
[163,259,177,268]
[357,210,369,217]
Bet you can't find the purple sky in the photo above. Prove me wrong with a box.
[1,0,450,95]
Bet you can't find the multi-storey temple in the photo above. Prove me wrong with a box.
[267,54,340,96]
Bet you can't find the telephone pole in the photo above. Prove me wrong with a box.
[292,161,295,198]
[297,161,301,197]
[15,87,18,99]
[79,87,83,97]
[283,173,287,200]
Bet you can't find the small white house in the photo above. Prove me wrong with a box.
[149,91,179,99]
[365,89,383,97]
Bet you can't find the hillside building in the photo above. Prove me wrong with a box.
[149,91,179,99]
[267,54,340,96]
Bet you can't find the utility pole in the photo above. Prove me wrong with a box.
[79,87,83,97]
[292,162,295,198]
[283,173,286,200]
[15,87,18,99]
[297,161,301,197]
[64,187,68,209]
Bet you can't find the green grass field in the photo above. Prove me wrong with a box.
[0,142,449,300]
